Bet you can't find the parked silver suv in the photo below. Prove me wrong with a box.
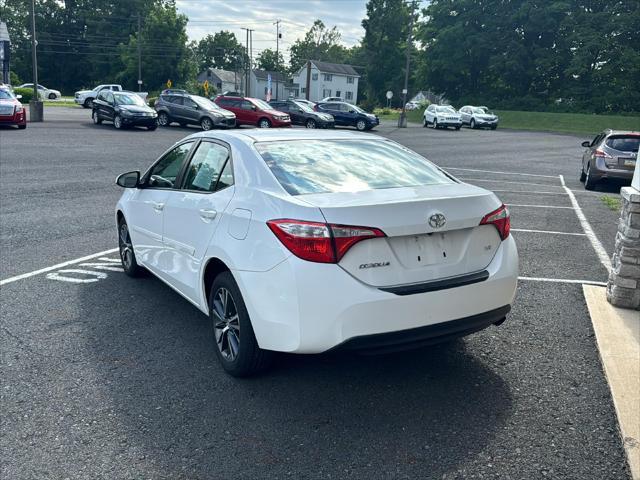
[459,105,499,130]
[155,93,236,130]
[580,130,639,190]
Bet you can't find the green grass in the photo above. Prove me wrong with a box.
[600,195,622,212]
[493,110,640,136]
[43,97,78,107]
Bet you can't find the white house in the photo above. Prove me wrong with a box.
[249,69,288,101]
[292,60,360,103]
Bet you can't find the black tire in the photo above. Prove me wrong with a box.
[584,162,597,190]
[18,124,27,130]
[305,119,317,129]
[201,117,213,131]
[470,119,476,129]
[356,119,367,131]
[83,98,93,109]
[209,271,274,377]
[491,125,497,130]
[579,164,586,182]
[147,124,157,131]
[433,119,438,129]
[113,115,123,129]
[157,112,170,127]
[118,219,143,277]
[48,92,56,100]
[455,126,461,130]
[258,118,271,128]
[92,110,102,125]
[423,117,428,128]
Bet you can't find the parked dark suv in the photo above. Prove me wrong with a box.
[155,92,236,130]
[314,102,379,131]
[268,99,334,128]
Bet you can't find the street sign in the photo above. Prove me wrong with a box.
[402,88,407,95]
[166,79,172,88]
[386,91,393,99]
[137,80,142,85]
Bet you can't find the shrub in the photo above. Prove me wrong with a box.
[147,97,157,108]
[13,87,33,103]
[9,71,21,86]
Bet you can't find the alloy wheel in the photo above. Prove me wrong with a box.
[201,117,212,131]
[212,287,241,361]
[259,119,271,128]
[306,119,316,129]
[158,113,169,126]
[114,115,122,129]
[356,120,366,131]
[119,223,133,270]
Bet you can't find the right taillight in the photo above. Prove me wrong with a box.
[267,219,385,263]
[480,204,510,240]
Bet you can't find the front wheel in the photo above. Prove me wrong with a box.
[210,272,274,377]
[113,115,123,129]
[258,118,271,128]
[48,93,57,100]
[118,219,143,277]
[201,117,213,131]
[306,119,317,129]
[423,117,428,128]
[147,124,157,131]
[18,124,27,130]
[470,119,476,129]
[83,98,93,109]
[433,119,438,129]
[490,125,497,130]
[356,119,367,131]
[455,126,461,130]
[157,112,170,127]
[92,110,102,125]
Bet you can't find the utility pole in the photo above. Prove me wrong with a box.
[398,0,417,128]
[241,28,254,96]
[249,29,254,94]
[29,0,43,121]
[137,13,142,92]
[274,19,281,100]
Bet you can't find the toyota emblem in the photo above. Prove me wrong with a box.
[429,213,446,229]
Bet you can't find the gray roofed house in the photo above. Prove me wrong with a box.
[308,61,359,77]
[197,67,241,94]
[292,60,361,103]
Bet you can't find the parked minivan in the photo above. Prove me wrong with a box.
[214,96,291,128]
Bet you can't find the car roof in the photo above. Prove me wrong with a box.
[183,129,381,146]
[602,129,640,136]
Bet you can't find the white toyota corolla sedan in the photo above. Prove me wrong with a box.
[115,129,518,376]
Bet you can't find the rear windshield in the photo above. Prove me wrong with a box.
[606,136,639,152]
[255,139,453,195]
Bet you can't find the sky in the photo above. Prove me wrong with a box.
[175,0,370,62]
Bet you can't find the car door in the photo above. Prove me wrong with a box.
[126,141,196,275]
[341,103,359,126]
[584,132,604,170]
[321,103,343,125]
[425,105,435,124]
[240,100,258,125]
[161,140,235,303]
[182,96,200,124]
[459,107,469,124]
[104,91,116,121]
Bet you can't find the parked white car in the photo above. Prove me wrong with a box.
[423,104,462,129]
[18,83,61,100]
[459,105,499,130]
[75,84,147,108]
[115,129,518,376]
[321,96,343,102]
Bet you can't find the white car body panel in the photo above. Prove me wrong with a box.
[116,129,518,354]
[423,105,462,127]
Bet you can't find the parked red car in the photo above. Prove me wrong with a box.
[0,87,27,129]
[214,95,290,128]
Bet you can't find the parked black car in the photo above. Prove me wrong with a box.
[92,90,157,130]
[155,92,236,130]
[269,99,334,128]
[314,102,379,131]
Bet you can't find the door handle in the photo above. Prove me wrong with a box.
[152,202,165,212]
[199,208,217,221]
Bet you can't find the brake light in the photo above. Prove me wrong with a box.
[480,205,510,240]
[267,219,385,263]
[594,149,612,159]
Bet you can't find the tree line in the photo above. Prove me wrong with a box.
[2,0,638,113]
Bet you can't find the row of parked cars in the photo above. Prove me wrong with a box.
[87,85,381,133]
[423,104,499,130]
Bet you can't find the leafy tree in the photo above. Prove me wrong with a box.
[195,31,245,72]
[289,20,349,73]
[255,48,285,72]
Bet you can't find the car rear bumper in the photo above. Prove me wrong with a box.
[590,157,636,181]
[234,235,518,353]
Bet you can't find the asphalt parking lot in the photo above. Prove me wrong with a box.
[0,109,631,479]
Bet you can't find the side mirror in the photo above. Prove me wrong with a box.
[349,109,356,113]
[252,105,257,111]
[116,171,140,188]
[581,141,590,147]
[16,94,22,99]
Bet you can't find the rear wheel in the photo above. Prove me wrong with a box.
[48,92,57,100]
[157,112,170,127]
[579,163,586,182]
[305,119,317,129]
[92,110,102,125]
[584,162,597,190]
[201,117,213,131]
[118,219,143,277]
[83,98,93,109]
[258,118,271,128]
[147,124,157,131]
[210,272,274,377]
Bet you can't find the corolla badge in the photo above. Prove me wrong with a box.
[428,213,446,229]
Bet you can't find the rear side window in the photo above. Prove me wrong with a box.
[183,142,232,192]
[606,136,639,152]
[255,139,453,195]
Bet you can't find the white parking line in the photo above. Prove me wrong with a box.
[519,276,607,286]
[507,204,575,210]
[560,175,612,273]
[512,228,587,237]
[458,178,564,189]
[444,167,558,179]
[0,248,119,286]
[491,189,569,196]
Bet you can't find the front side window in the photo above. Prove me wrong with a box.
[255,139,454,195]
[106,92,114,104]
[183,142,232,192]
[147,142,194,189]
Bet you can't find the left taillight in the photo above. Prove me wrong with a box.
[267,219,385,263]
[480,204,510,240]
